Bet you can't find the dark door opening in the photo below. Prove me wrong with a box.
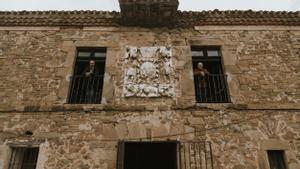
[122,142,178,169]
[267,150,287,169]
[9,147,39,169]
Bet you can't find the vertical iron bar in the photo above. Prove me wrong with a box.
[212,75,217,103]
[194,143,197,169]
[209,143,214,169]
[91,76,96,103]
[73,76,82,103]
[221,75,225,102]
[180,141,214,169]
[99,76,104,103]
[198,143,203,169]
[195,76,198,102]
[96,76,102,103]
[188,143,192,169]
[199,76,203,103]
[89,76,94,104]
[183,143,186,169]
[84,77,91,104]
[219,64,225,102]
[79,76,87,103]
[223,74,229,102]
[195,76,200,102]
[203,76,207,102]
[93,75,98,103]
[217,75,223,102]
[206,75,211,103]
[204,143,208,169]
[194,143,198,169]
[93,76,98,104]
[215,75,220,102]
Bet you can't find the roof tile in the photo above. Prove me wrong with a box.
[0,10,299,27]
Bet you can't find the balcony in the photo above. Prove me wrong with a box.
[68,75,104,104]
[194,74,230,103]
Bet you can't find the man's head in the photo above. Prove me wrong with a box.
[197,62,203,69]
[90,60,95,66]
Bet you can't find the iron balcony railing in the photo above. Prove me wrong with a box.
[194,74,230,103]
[179,141,214,169]
[68,75,104,104]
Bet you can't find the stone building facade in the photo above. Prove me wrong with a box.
[0,1,299,169]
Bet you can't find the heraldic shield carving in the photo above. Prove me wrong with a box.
[123,46,175,97]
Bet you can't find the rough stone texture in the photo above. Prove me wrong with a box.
[0,28,299,109]
[0,26,299,169]
[0,111,299,169]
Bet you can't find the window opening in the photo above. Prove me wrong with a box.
[192,46,230,103]
[9,147,39,169]
[68,48,106,104]
[267,150,287,169]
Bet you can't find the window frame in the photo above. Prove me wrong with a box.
[8,146,39,169]
[191,46,231,103]
[67,47,107,104]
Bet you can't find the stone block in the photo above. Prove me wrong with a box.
[102,124,118,139]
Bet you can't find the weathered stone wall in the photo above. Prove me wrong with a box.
[0,26,299,169]
[0,27,299,110]
[0,110,299,169]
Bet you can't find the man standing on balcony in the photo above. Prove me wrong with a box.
[83,60,98,103]
[85,60,96,77]
[194,62,210,101]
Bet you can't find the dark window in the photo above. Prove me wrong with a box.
[117,142,178,169]
[192,46,230,103]
[267,150,287,169]
[68,48,106,104]
[9,147,39,169]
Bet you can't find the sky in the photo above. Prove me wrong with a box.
[0,0,299,11]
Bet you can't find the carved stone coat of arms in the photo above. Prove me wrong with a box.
[123,46,175,97]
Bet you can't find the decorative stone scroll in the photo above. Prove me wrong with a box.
[123,46,175,97]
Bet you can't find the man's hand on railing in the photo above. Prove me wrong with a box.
[85,72,92,77]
